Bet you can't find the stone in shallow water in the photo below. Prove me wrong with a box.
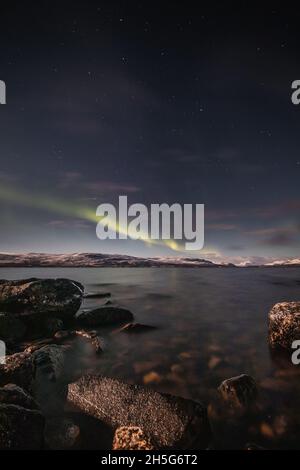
[218,374,257,408]
[44,417,80,449]
[68,375,212,449]
[245,442,266,450]
[269,302,300,349]
[76,306,133,327]
[0,278,84,319]
[31,345,68,416]
[0,403,44,449]
[113,426,155,450]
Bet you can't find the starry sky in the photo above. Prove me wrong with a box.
[0,2,300,264]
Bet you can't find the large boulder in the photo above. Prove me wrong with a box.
[68,375,211,449]
[0,403,44,449]
[0,278,84,319]
[269,302,300,349]
[76,306,133,327]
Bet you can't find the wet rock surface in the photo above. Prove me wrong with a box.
[0,278,84,319]
[0,351,34,391]
[269,302,300,349]
[0,403,45,449]
[68,375,211,449]
[0,384,38,410]
[113,426,155,450]
[76,306,134,327]
[218,374,257,409]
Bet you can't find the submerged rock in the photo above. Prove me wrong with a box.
[68,375,211,449]
[269,302,300,349]
[0,403,44,449]
[0,278,84,319]
[218,374,257,409]
[44,417,80,449]
[77,306,133,327]
[113,426,155,450]
[32,345,68,415]
[0,384,38,410]
[53,329,103,354]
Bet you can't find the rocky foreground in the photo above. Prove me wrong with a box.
[0,277,300,449]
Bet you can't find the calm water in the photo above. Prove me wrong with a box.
[1,267,300,449]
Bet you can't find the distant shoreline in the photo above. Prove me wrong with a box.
[0,253,299,268]
[1,264,300,269]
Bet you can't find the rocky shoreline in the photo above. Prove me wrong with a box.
[0,277,299,449]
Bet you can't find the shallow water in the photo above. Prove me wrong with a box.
[1,267,300,449]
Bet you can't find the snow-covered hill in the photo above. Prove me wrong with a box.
[264,258,300,267]
[0,252,232,268]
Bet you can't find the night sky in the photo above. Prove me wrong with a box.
[0,2,300,264]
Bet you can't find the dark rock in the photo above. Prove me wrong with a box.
[113,426,155,450]
[0,351,34,391]
[0,384,38,410]
[0,403,44,449]
[269,302,300,349]
[0,313,26,341]
[0,278,84,319]
[84,292,111,299]
[76,306,133,327]
[32,345,68,415]
[23,339,54,354]
[68,375,212,449]
[44,417,80,449]
[245,442,266,450]
[74,330,103,354]
[54,330,72,341]
[117,322,156,333]
[44,318,64,336]
[218,374,257,408]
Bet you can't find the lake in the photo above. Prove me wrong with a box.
[1,267,300,449]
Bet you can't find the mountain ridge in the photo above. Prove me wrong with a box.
[0,252,299,268]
